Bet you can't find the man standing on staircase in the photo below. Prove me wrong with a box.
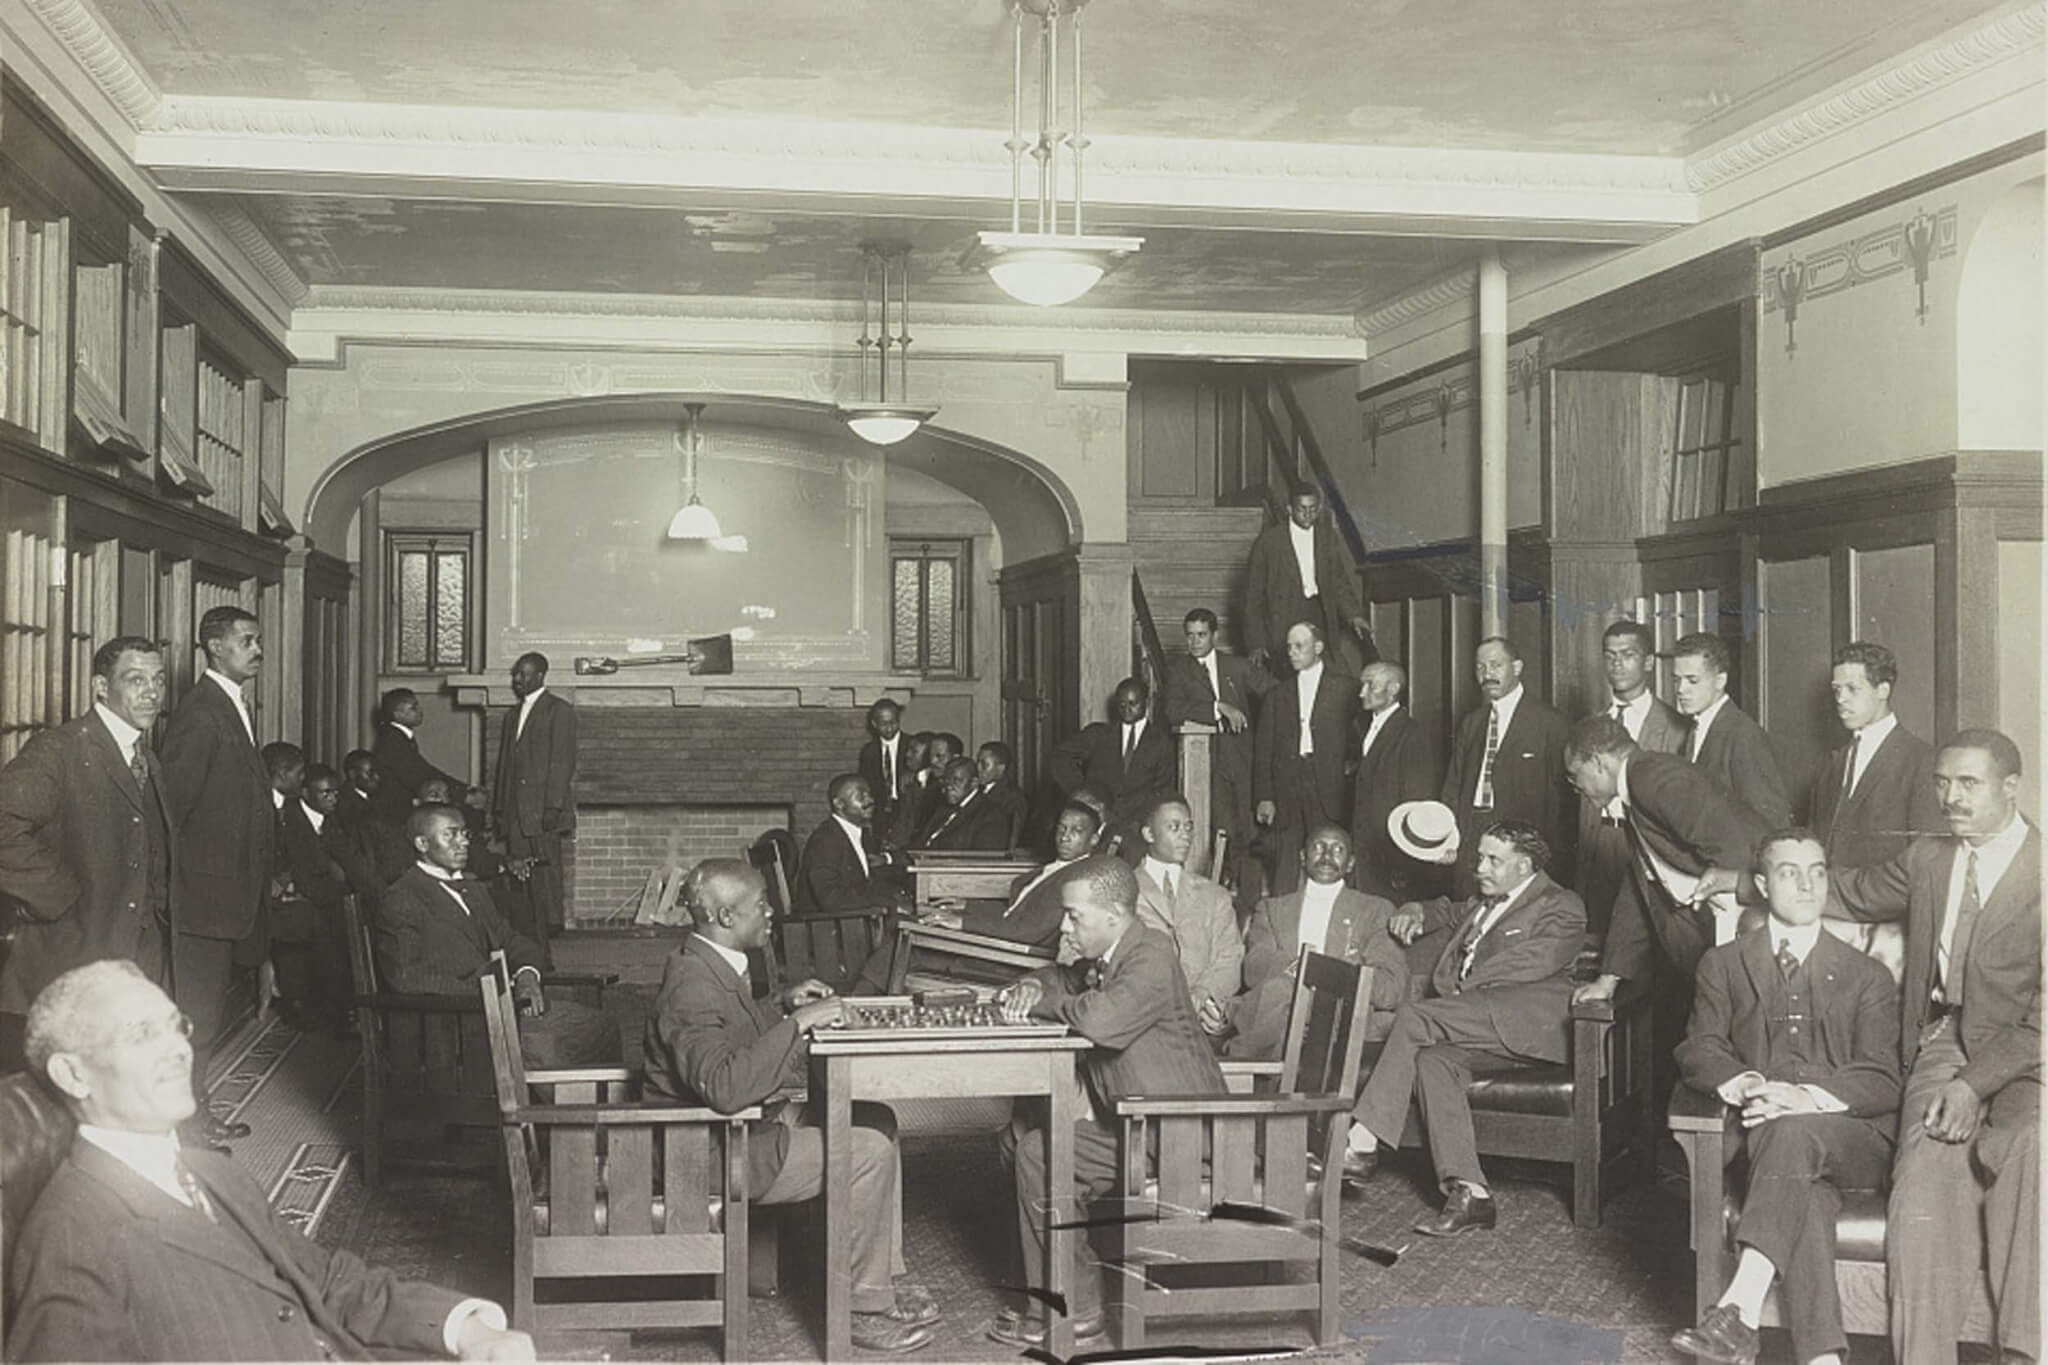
[1243,485,1374,678]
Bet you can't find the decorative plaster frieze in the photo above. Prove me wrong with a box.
[1353,272,1475,338]
[19,0,160,127]
[205,203,309,307]
[1759,204,1958,314]
[1686,3,2047,193]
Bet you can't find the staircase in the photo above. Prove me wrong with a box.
[1126,504,1268,654]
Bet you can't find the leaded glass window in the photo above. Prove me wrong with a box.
[386,532,471,672]
[889,538,970,678]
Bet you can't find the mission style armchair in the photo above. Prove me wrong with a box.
[748,832,890,996]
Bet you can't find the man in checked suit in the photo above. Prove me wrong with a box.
[1162,607,1270,886]
[1671,632,1793,829]
[991,856,1227,1349]
[0,637,174,1072]
[1808,641,1942,871]
[1049,678,1175,857]
[1350,660,1440,902]
[8,960,536,1363]
[1254,621,1356,896]
[1575,620,1689,938]
[492,652,577,949]
[1342,820,1585,1235]
[160,605,271,1145]
[1827,729,2039,1365]
[644,859,940,1354]
[1441,636,1575,901]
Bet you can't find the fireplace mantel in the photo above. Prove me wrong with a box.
[445,671,923,709]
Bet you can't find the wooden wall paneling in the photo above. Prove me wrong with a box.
[1731,296,1759,511]
[1539,243,1760,370]
[1757,553,1835,820]
[1127,368,1211,503]
[1407,595,1447,743]
[1849,543,1937,743]
[259,575,286,743]
[35,216,68,454]
[1550,371,1651,541]
[1947,506,2001,740]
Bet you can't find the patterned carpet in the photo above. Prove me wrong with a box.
[212,1003,1921,1365]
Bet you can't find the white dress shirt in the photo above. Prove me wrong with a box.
[1289,521,1319,598]
[1295,661,1323,756]
[1688,693,1730,759]
[1608,690,1653,741]
[1297,878,1343,955]
[416,860,537,983]
[831,813,870,878]
[1121,717,1148,756]
[271,788,286,811]
[92,702,145,767]
[299,799,327,834]
[1199,652,1223,720]
[1936,813,2029,998]
[1140,856,1180,900]
[1844,710,1898,795]
[514,686,547,740]
[1360,703,1399,760]
[694,931,752,979]
[879,733,899,798]
[1488,682,1526,743]
[204,668,255,744]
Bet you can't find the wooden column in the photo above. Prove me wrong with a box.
[1175,722,1216,876]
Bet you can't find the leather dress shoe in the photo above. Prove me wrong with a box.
[1670,1303,1759,1365]
[1413,1184,1497,1236]
[891,1282,940,1328]
[1340,1148,1378,1191]
[848,1309,934,1354]
[984,1308,1106,1350]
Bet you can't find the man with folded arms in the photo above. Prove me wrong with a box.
[1669,829,1901,1365]
[644,859,938,1354]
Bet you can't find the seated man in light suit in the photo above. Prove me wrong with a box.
[643,860,939,1355]
[1131,795,1243,1041]
[7,959,535,1363]
[1342,820,1586,1235]
[1670,829,1901,1365]
[1226,823,1410,1059]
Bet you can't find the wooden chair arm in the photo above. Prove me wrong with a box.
[513,1103,764,1126]
[1667,1082,1735,1133]
[1116,1092,1356,1119]
[1569,975,1650,1024]
[355,991,484,1015]
[1219,1061,1284,1080]
[526,1066,638,1086]
[788,906,892,925]
[543,971,619,990]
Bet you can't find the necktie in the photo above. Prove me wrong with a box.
[1611,702,1625,723]
[1474,706,1500,809]
[1458,895,1504,981]
[1940,850,1983,1005]
[1122,724,1136,761]
[1688,724,1704,763]
[1839,738,1860,804]
[129,744,149,791]
[1775,940,1800,980]
[176,1160,219,1223]
[1085,963,1104,990]
[1161,868,1176,901]
[442,879,473,916]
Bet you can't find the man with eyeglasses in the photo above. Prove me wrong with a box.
[7,959,535,1362]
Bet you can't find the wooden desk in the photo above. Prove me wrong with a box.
[808,1016,1092,1361]
[906,855,1038,905]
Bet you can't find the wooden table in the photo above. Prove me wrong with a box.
[905,855,1039,905]
[808,1016,1092,1360]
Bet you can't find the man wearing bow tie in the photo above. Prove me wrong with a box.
[373,804,617,1068]
[1341,820,1585,1235]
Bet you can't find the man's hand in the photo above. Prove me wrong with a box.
[1347,615,1372,641]
[1255,800,1277,827]
[1690,867,1741,904]
[507,856,538,883]
[782,978,835,1008]
[790,996,847,1035]
[1571,974,1620,1008]
[453,1316,536,1361]
[1388,905,1428,944]
[997,979,1044,1023]
[918,908,964,930]
[1922,1077,1987,1144]
[1740,1081,1820,1128]
[1216,702,1248,734]
[512,977,547,1018]
[1197,995,1231,1037]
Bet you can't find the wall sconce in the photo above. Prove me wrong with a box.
[1775,258,1807,355]
[1903,209,1938,323]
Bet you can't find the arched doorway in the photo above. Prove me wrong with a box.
[1956,177,2044,451]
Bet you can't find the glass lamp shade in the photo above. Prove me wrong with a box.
[840,404,937,446]
[979,231,1142,307]
[666,499,724,540]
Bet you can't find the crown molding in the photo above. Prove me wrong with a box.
[1685,3,2046,193]
[1352,272,1477,338]
[17,0,159,127]
[204,202,309,307]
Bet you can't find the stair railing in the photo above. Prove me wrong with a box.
[1129,567,1170,704]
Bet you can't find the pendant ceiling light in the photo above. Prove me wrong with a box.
[979,0,1140,307]
[839,243,937,446]
[665,402,725,540]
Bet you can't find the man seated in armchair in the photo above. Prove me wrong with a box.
[1669,829,1901,1365]
[1224,823,1410,1059]
[918,799,1103,951]
[373,803,617,1068]
[7,960,536,1363]
[643,859,941,1355]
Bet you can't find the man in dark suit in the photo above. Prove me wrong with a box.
[160,605,271,1145]
[272,760,353,1034]
[990,856,1228,1348]
[794,771,912,982]
[1668,829,1901,1365]
[923,800,1103,949]
[857,699,911,841]
[1441,636,1575,900]
[1162,607,1270,886]
[371,687,466,820]
[1565,716,1770,1008]
[1048,678,1175,855]
[910,758,1010,852]
[1672,631,1793,829]
[643,859,939,1354]
[1254,621,1355,896]
[974,741,1029,849]
[8,959,534,1363]
[1242,485,1374,677]
[1809,641,1942,871]
[1575,620,1690,938]
[1342,821,1585,1235]
[375,804,617,1068]
[1350,660,1440,901]
[1228,824,1409,1059]
[1827,729,2039,1365]
[492,652,577,948]
[0,637,174,1072]
[882,731,935,849]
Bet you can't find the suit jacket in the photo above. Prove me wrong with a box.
[370,722,461,818]
[643,934,809,1195]
[794,817,896,914]
[982,782,1029,848]
[1409,870,1587,1062]
[1231,886,1409,1058]
[373,864,542,994]
[160,678,272,941]
[960,862,1075,948]
[1829,825,2042,1100]
[1162,650,1269,783]
[1253,663,1355,818]
[857,736,914,814]
[493,691,577,843]
[1441,689,1576,894]
[887,770,938,848]
[1349,706,1439,896]
[1676,926,1903,1121]
[1242,518,1363,658]
[1691,701,1793,829]
[1809,722,1942,870]
[0,712,174,1013]
[277,801,348,920]
[1133,866,1243,1009]
[1049,719,1176,834]
[1602,750,1771,984]
[7,1140,462,1361]
[1575,696,1688,865]
[1025,924,1227,1116]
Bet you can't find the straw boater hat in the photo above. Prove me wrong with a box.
[1389,800,1461,864]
